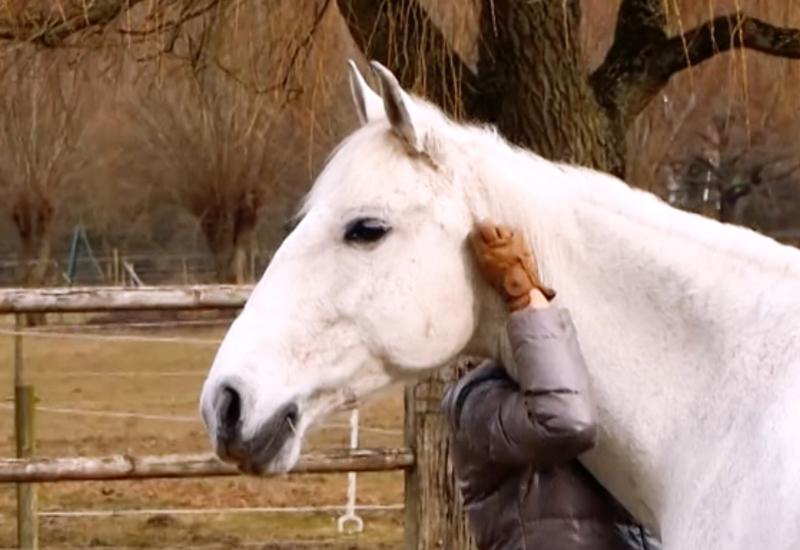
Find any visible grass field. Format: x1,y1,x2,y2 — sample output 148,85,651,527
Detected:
0,316,406,549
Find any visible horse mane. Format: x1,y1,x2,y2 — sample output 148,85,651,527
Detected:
449,113,800,283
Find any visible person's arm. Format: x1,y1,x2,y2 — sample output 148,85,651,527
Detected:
451,222,597,466
446,292,598,468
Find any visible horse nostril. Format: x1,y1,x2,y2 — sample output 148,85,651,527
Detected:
216,385,242,438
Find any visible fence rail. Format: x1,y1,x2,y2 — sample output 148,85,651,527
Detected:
0,448,414,484
0,285,253,313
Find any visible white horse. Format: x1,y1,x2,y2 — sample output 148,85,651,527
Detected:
199,60,800,549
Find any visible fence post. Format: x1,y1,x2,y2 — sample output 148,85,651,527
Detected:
337,408,364,533
112,249,120,286
404,360,475,550
14,314,38,549
182,256,189,285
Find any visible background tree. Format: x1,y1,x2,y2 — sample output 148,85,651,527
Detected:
119,69,301,283
0,0,350,285
0,50,89,293
661,110,800,237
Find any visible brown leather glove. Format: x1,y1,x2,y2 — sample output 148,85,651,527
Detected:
468,222,556,311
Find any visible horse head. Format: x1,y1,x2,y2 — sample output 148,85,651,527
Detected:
198,61,508,475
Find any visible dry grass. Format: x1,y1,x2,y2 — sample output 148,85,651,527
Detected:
0,319,406,549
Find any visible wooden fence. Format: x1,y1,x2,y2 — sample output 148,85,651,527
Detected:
0,449,415,483
0,286,473,550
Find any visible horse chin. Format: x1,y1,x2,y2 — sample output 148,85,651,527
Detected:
266,438,303,475
250,395,332,476
239,435,303,477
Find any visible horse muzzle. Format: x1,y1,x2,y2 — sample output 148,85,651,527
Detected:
206,384,300,475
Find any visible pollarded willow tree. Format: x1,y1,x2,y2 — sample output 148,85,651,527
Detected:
120,72,301,284
0,0,344,285
0,50,88,290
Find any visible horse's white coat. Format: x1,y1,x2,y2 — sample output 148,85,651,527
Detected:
201,61,800,549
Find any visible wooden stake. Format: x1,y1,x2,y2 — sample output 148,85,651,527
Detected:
14,314,37,549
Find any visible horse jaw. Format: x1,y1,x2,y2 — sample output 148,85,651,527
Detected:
199,229,480,475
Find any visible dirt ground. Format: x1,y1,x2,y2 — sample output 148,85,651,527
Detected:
0,316,406,549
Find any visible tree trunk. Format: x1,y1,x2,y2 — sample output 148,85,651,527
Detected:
203,218,253,285
472,0,622,175
339,0,622,176
208,241,245,284
13,191,54,326
404,359,475,550
17,235,51,327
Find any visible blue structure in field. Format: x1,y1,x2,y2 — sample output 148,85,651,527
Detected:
64,226,105,285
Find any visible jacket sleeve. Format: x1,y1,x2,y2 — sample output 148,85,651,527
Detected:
617,524,663,550
447,307,598,468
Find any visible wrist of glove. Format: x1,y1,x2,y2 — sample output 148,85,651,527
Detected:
501,263,556,311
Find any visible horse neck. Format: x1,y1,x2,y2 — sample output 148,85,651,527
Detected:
461,140,800,532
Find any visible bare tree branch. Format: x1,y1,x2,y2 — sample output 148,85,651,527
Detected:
590,0,670,126
609,0,667,45
119,0,218,40
335,0,476,118
273,0,332,96
0,0,148,46
591,0,800,131
207,0,331,104
653,13,800,79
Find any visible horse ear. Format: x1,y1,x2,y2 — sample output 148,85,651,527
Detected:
369,60,421,153
347,60,383,126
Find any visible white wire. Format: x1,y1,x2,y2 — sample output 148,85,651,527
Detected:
0,403,197,422
0,403,403,435
0,327,220,345
26,370,206,378
50,319,231,331
34,504,403,518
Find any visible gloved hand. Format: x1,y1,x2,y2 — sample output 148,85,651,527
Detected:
468,222,556,311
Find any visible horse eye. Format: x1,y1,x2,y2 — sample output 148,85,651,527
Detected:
343,217,391,244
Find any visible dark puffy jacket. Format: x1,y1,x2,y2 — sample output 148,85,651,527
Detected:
442,307,661,550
